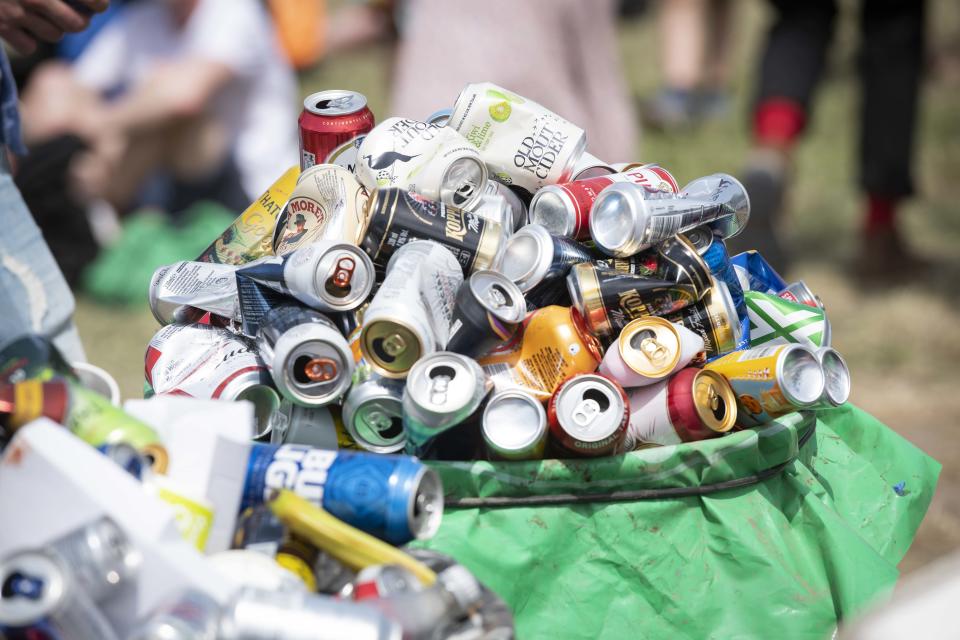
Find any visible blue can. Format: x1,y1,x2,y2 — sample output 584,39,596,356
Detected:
729,250,788,295
241,444,444,544
700,236,746,321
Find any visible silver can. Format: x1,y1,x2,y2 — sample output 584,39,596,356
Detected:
355,117,488,210
269,402,339,449
481,389,548,460
403,352,492,460
484,178,527,232
815,346,851,407
148,261,235,325
469,192,515,237
256,304,354,407
342,363,407,453
48,517,138,602
497,223,595,307
680,173,751,239
445,270,526,359
127,590,220,640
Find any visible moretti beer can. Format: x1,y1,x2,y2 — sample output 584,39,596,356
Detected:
479,305,603,401
498,223,596,308
342,364,407,453
241,445,444,544
448,82,587,193
360,241,463,378
402,352,491,461
481,389,548,461
548,373,630,457
625,367,737,447
529,164,679,239
299,90,375,172
146,324,280,437
237,241,375,313
599,317,705,388
663,278,741,358
272,164,370,255
705,344,825,426
814,346,851,407
256,304,354,407
590,173,751,256
446,270,526,359
361,188,505,274
355,117,488,210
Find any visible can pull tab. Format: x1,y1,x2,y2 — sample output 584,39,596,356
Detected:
304,358,338,382
429,376,451,405
706,383,719,412
331,257,356,289
639,336,669,366
572,399,600,429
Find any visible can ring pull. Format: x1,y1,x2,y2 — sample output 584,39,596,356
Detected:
639,336,669,366
331,257,356,289
304,358,338,382
572,399,600,428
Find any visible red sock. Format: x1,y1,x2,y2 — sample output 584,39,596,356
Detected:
753,99,806,148
864,195,898,233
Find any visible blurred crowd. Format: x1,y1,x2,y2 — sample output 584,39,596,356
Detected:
6,0,940,292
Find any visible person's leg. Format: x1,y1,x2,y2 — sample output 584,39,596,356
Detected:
699,0,735,117
730,0,837,270
642,0,707,130
855,0,926,277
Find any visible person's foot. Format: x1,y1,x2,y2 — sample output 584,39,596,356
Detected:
695,89,730,122
640,88,697,132
853,226,931,284
727,149,790,273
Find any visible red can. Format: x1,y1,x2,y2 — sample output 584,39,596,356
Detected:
547,373,630,457
299,90,375,173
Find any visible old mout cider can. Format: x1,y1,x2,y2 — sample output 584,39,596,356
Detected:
299,90,375,172
360,241,463,378
599,317,705,388
361,188,505,274
529,164,679,239
548,373,630,457
449,82,587,193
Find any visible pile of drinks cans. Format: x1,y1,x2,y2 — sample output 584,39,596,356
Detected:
146,82,850,461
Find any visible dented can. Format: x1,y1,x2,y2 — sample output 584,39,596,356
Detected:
299,90,375,172
548,373,630,457
445,270,526,359
663,279,741,358
498,223,596,308
599,317,705,388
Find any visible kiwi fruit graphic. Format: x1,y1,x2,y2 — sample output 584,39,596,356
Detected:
489,101,511,122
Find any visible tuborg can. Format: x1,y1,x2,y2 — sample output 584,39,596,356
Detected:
299,90,375,173
548,373,630,457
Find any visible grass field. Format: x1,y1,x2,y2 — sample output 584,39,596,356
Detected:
74,0,960,575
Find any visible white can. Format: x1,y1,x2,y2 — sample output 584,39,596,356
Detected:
599,317,704,388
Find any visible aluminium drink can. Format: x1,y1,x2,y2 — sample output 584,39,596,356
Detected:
548,373,630,457
127,590,220,640
481,389,548,461
569,151,617,181
445,270,526,359
360,241,463,378
625,367,737,447
705,343,825,426
241,444,444,544
814,346,851,407
590,173,750,257
256,304,354,407
482,178,527,232
663,278,742,358
402,352,492,461
272,164,370,255
599,317,705,388
269,402,340,449
355,117,488,210
680,173,751,239
299,90,375,172
361,188,505,275
529,164,679,239
449,82,587,193
497,223,596,308
148,261,235,326
779,280,823,309
684,227,747,319
469,192,515,237
342,363,407,453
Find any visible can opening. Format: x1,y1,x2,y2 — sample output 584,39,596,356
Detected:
324,257,356,298
429,365,456,381
371,337,402,363
628,329,657,350
486,283,513,309
581,388,610,413
2,571,43,599
363,409,404,440
710,391,727,422
294,356,338,384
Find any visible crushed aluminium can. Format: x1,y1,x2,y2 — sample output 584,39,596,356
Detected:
730,250,788,294
662,278,741,358
497,223,596,308
744,291,830,349
481,389,548,461
684,227,747,319
241,444,444,544
548,373,630,457
445,270,526,359
299,89,375,172
598,317,705,388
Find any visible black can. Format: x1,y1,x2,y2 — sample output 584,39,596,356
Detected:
446,271,527,359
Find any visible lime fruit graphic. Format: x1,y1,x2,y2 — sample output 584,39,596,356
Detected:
489,101,511,122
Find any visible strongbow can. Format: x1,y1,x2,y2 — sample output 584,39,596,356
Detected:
498,223,596,308
241,445,444,544
625,367,737,447
402,352,491,461
481,389,548,461
341,364,407,453
599,317,705,388
445,270,526,359
256,304,354,407
355,117,488,209
361,188,505,274
449,82,587,193
360,241,463,378
299,90,375,172
705,344,825,426
548,374,630,457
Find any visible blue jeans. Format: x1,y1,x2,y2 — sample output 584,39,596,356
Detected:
0,151,86,361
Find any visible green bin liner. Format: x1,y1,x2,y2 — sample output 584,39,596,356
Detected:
417,405,939,639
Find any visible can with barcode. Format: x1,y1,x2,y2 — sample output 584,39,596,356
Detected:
272,164,370,256
548,373,630,457
449,82,587,193
498,223,596,308
705,343,825,426
148,261,233,326
481,389,548,460
342,363,407,453
145,323,280,437
403,352,492,460
242,444,444,544
355,117,488,210
446,270,526,359
625,367,737,447
299,90,375,172
663,279,741,358
360,241,463,378
361,188,505,274
590,173,750,256
814,346,850,407
599,317,704,388
256,304,354,407
529,164,679,239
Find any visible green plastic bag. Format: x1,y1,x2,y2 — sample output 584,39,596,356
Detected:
418,405,938,639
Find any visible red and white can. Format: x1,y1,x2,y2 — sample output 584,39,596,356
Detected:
625,367,737,448
599,317,705,388
299,90,375,173
547,373,630,457
528,164,679,239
